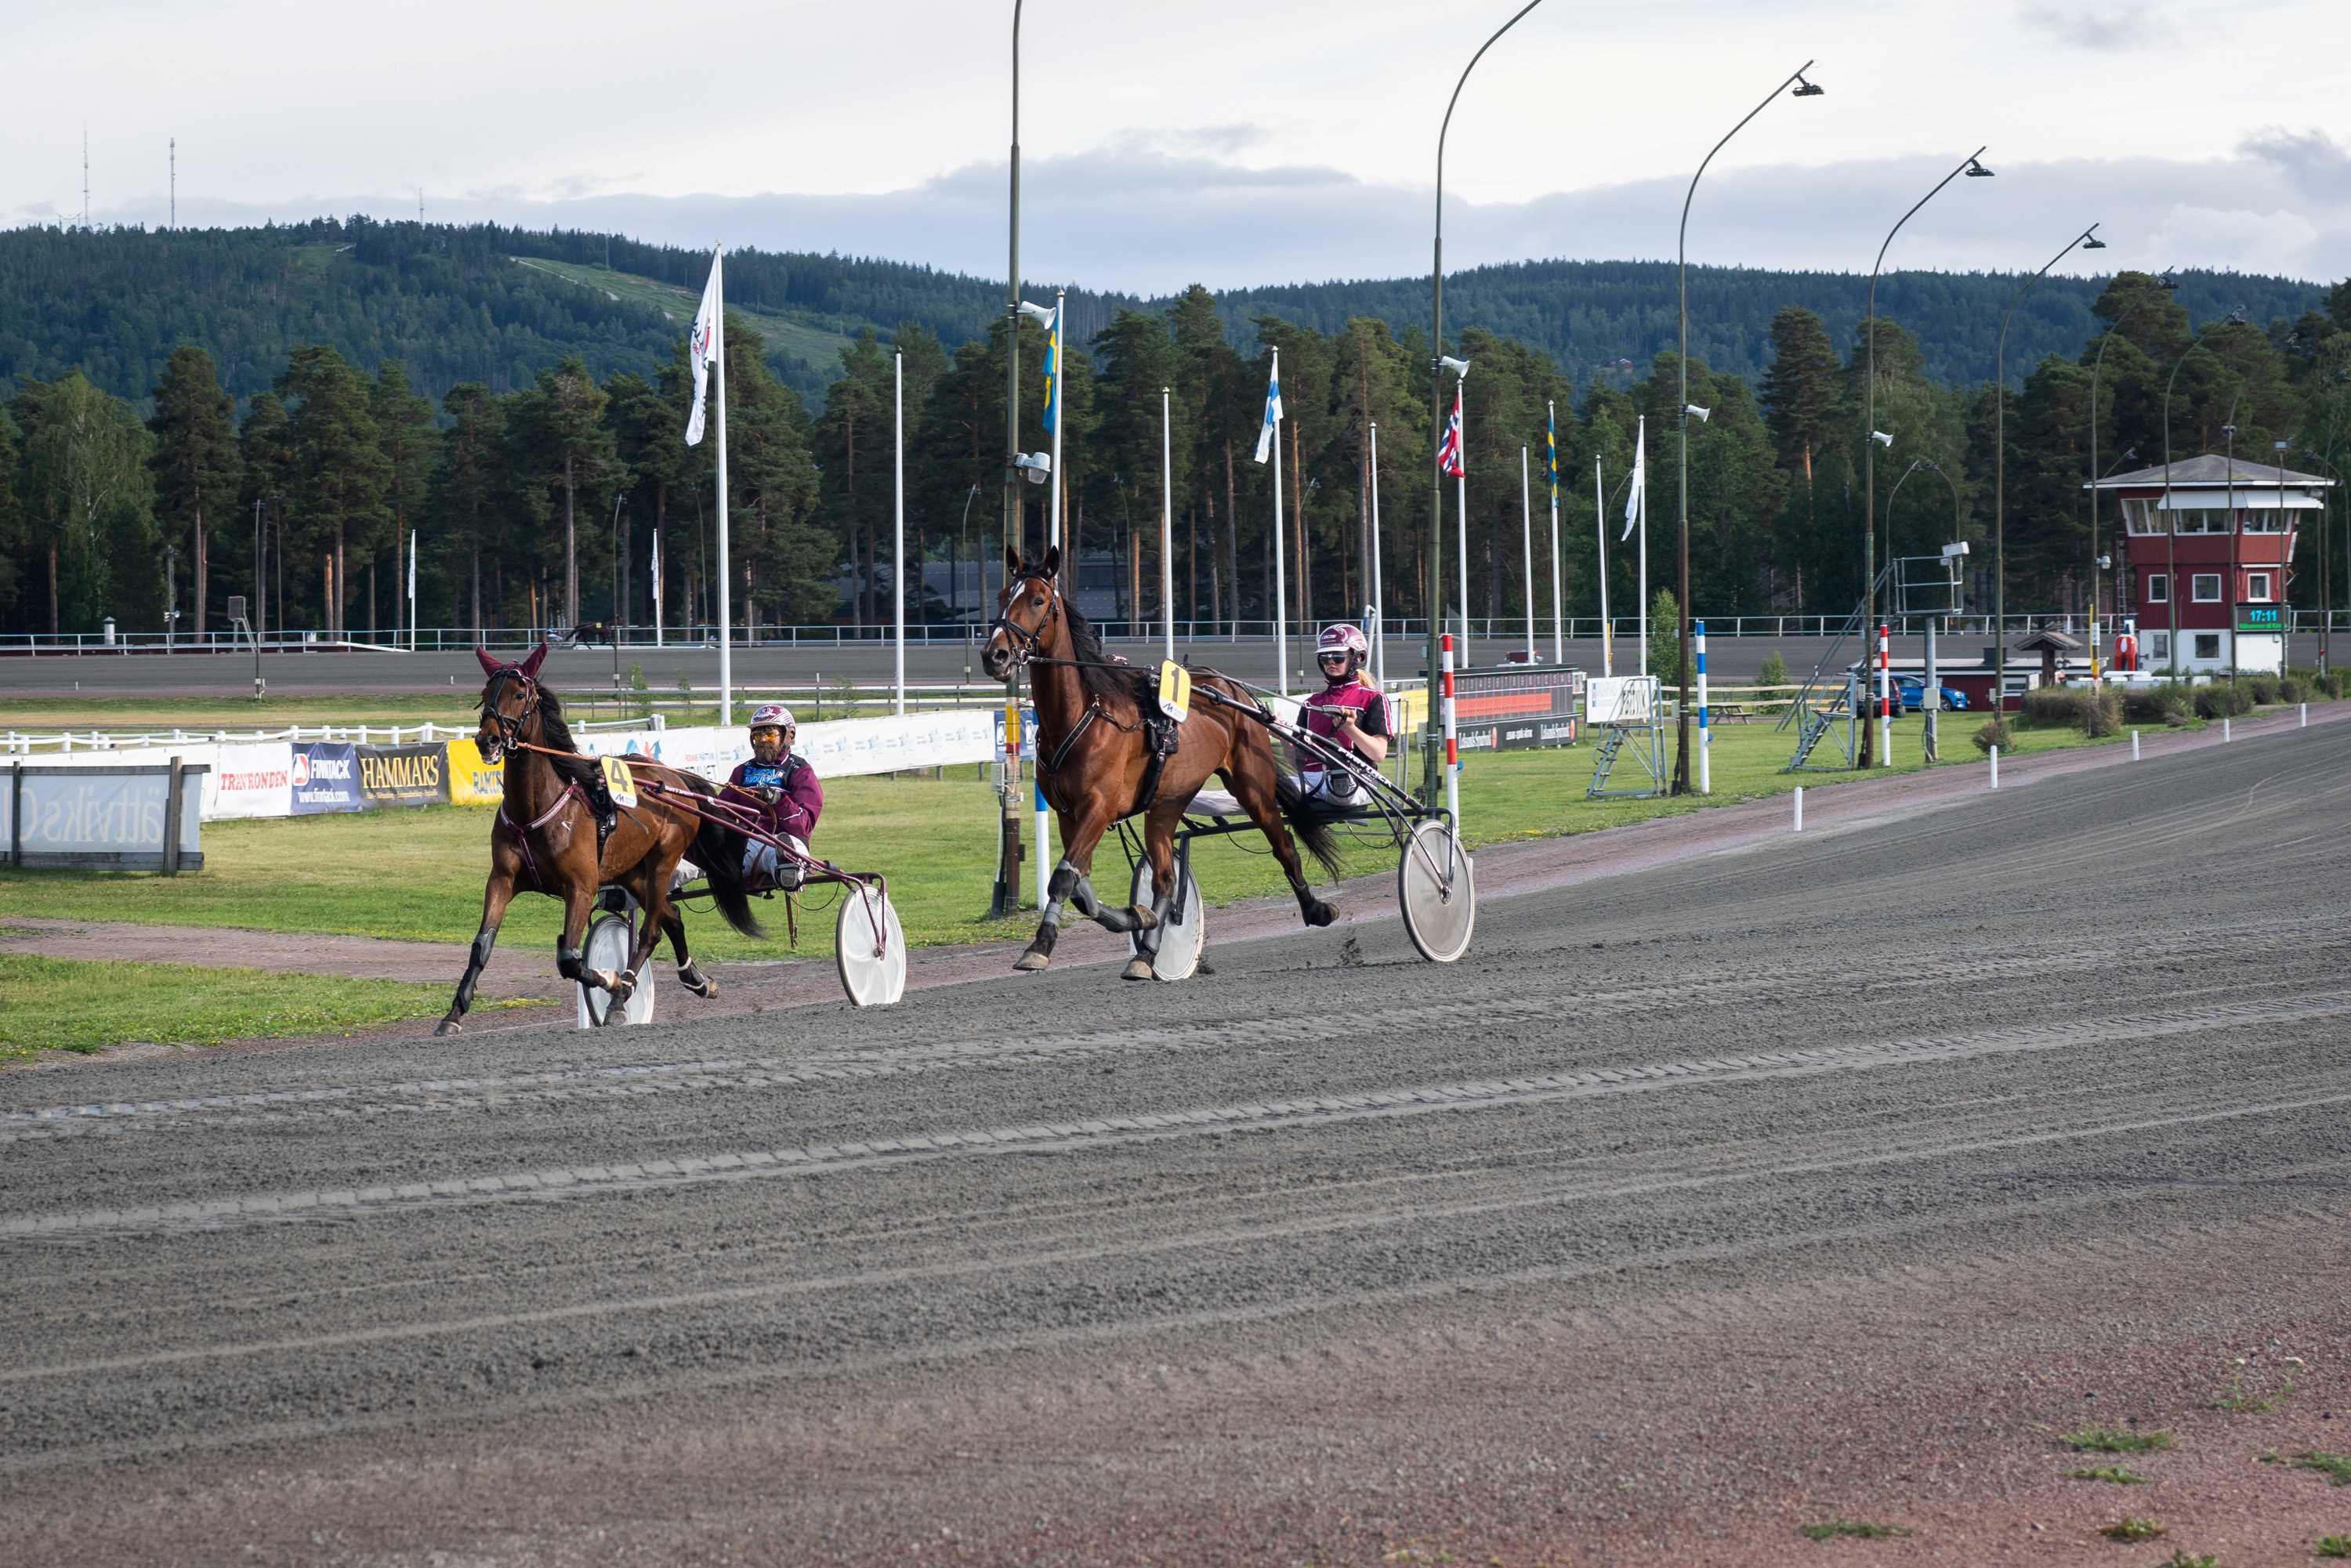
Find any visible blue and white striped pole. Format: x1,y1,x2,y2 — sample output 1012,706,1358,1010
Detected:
1694,619,1712,795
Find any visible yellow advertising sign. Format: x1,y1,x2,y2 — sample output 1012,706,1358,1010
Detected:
446,738,505,805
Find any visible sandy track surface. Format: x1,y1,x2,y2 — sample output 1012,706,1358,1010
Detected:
6,715,2351,1564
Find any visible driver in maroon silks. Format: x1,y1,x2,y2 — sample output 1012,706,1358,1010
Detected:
1295,623,1390,804
721,704,824,891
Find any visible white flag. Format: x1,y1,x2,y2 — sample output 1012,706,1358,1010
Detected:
1620,419,1646,543
1252,360,1282,464
685,248,723,447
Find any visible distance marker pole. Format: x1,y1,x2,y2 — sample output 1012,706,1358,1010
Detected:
1440,632,1461,829
1877,621,1892,766
1694,619,1711,794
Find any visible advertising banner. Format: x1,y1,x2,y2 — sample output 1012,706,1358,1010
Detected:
289,741,364,814
356,743,449,809
7,762,205,870
204,742,294,820
445,737,505,806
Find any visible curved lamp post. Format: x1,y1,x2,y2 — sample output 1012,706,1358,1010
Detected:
1864,148,1991,766
1425,0,1548,803
1991,223,2102,724
2085,270,2175,675
1672,60,1822,794
2160,308,2247,675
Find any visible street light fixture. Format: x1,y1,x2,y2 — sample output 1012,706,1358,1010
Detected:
1864,147,1992,767
1992,221,2102,730
1673,56,1820,795
1426,0,1549,806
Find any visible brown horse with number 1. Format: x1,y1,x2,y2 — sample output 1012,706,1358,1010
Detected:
436,644,763,1034
982,545,1344,980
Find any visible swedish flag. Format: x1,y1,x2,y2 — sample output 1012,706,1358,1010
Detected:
1041,302,1061,435
1545,403,1558,506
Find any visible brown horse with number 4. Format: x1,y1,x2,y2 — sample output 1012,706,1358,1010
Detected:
982,545,1344,979
437,644,763,1034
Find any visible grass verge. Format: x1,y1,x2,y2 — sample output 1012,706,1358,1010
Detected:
0,954,523,1063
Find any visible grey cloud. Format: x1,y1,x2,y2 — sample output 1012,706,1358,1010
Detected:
2241,128,2351,200
2018,2,2172,49
33,139,2346,293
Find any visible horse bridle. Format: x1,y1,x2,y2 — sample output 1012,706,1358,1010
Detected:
480,667,542,758
987,570,1062,670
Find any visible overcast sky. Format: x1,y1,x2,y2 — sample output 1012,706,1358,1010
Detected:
10,0,2351,292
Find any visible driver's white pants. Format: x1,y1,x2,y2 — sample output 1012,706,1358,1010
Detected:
742,835,810,892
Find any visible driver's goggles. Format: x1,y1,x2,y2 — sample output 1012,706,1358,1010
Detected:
1317,651,1352,665
749,726,786,742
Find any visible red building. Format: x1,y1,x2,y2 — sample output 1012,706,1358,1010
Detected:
2088,454,2332,675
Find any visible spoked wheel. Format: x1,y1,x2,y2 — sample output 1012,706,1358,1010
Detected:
576,904,657,1027
835,882,907,1008
1129,856,1204,982
1397,818,1475,964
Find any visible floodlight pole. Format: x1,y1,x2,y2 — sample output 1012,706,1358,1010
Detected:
1994,222,2100,727
1674,58,1817,794
1865,148,1987,766
1427,0,1547,806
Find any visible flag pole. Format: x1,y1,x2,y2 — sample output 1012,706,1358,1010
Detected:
1455,386,1470,664
893,348,906,716
1049,292,1065,551
653,528,664,649
1369,421,1386,693
713,244,733,728
1548,401,1563,664
1270,346,1287,698
1161,386,1175,660
408,530,418,650
1520,446,1534,664
1636,414,1647,680
1595,458,1612,677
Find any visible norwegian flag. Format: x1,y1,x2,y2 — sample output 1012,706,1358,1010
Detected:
1436,386,1465,478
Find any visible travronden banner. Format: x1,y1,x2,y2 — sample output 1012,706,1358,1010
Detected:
356,744,449,809
290,741,363,814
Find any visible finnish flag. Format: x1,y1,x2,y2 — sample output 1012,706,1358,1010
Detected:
1252,357,1282,464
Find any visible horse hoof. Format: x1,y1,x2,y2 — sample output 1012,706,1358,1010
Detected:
1128,905,1158,932
1304,900,1339,928
1013,950,1052,972
434,1018,464,1037
1121,957,1155,981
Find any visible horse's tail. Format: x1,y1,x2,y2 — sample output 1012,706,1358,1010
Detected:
690,807,766,941
1273,771,1348,880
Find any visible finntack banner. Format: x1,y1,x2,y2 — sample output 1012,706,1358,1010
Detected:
289,742,363,815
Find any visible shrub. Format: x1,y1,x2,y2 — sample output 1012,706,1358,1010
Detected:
2083,688,2123,737
2248,672,2282,705
1972,717,2012,754
2020,684,2122,736
2324,668,2349,700
2123,682,2193,726
1756,650,1789,690
2194,682,2252,719
2279,675,2307,704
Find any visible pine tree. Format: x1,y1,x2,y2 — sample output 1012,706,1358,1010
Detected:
372,362,437,640
278,345,389,637
513,355,614,628
147,344,241,637
11,375,159,634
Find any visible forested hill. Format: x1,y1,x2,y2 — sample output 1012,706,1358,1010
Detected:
0,216,2324,412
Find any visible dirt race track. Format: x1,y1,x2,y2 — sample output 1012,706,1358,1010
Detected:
8,719,2351,1566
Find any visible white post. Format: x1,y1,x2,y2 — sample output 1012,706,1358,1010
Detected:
1049,291,1065,551
2223,715,2232,742
1548,400,1563,665
2301,701,2309,727
1161,385,1175,660
1034,777,1049,913
893,349,906,716
1368,422,1386,693
652,528,664,649
1520,446,1535,664
1270,347,1287,697
1877,621,1892,766
1792,785,1803,832
407,529,418,651
1695,618,1711,795
1595,458,1612,677
712,244,733,728
1989,743,1999,788
2132,729,2140,761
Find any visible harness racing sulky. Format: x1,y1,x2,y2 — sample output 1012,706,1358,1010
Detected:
439,646,904,1034
981,546,1476,982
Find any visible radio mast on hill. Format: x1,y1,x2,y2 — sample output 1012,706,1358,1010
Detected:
170,137,176,228
82,129,89,228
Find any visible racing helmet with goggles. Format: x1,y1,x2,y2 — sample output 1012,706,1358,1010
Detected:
747,703,796,751
1315,623,1370,680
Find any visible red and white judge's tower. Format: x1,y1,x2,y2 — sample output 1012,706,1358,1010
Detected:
2088,453,2334,675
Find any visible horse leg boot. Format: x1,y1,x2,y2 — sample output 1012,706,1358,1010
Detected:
662,911,719,998
1016,861,1085,970
437,925,500,1034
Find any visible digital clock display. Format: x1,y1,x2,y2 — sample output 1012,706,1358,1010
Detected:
2236,603,2287,632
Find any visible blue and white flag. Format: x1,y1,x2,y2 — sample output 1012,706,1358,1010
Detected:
1252,358,1283,464
1040,302,1062,435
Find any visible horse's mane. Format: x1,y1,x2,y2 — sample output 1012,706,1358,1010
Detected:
1060,597,1150,708
525,684,605,793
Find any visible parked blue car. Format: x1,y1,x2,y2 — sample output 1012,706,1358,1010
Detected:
1891,674,1969,713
